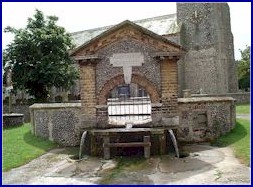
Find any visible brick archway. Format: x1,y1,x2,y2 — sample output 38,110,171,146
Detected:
97,74,160,105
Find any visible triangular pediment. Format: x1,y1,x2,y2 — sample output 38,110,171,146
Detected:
70,20,185,57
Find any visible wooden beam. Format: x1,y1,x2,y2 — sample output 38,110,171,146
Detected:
74,55,100,61
104,142,151,148
144,136,151,158
152,51,185,59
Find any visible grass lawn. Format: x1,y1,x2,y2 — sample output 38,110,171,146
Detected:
3,123,58,171
213,118,250,166
99,156,147,184
236,104,250,114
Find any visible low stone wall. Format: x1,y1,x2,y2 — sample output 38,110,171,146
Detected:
3,113,24,128
30,103,82,146
177,97,236,142
192,92,250,104
30,97,236,147
3,104,31,123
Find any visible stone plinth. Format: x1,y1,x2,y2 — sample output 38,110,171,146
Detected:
183,89,191,98
3,113,24,128
29,103,82,146
177,97,236,142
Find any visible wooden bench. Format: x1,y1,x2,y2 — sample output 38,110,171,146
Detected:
89,128,166,159
103,135,151,159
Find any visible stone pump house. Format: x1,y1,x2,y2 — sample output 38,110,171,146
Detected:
70,20,185,129
30,3,236,154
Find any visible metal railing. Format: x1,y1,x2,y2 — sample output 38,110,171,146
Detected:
107,96,152,125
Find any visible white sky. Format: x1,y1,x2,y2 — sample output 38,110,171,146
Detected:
2,2,251,60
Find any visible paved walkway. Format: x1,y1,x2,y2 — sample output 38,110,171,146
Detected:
3,144,250,185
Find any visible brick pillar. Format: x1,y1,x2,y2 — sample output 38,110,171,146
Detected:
79,61,97,128
160,58,178,118
96,105,108,128
151,103,162,125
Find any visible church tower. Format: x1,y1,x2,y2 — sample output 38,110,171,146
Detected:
177,3,238,95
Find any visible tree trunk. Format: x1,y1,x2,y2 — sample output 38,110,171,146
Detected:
34,84,48,103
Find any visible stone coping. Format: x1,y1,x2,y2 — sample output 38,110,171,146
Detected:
192,92,250,97
151,103,163,107
29,102,163,109
29,103,81,109
89,127,165,136
3,113,24,117
178,97,236,103
96,105,108,109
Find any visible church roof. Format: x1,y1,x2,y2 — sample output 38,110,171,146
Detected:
70,13,180,48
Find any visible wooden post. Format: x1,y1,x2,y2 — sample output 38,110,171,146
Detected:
90,135,96,156
6,70,13,113
62,91,69,102
144,136,150,158
9,93,12,113
103,136,110,159
159,134,166,155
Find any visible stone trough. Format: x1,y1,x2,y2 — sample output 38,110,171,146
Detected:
79,127,178,159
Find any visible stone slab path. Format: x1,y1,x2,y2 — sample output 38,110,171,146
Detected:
2,144,250,185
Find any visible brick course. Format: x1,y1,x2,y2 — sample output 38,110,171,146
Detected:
98,74,160,105
79,62,97,127
160,58,178,117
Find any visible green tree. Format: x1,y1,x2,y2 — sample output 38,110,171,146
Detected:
3,9,79,102
2,51,9,85
237,45,250,91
